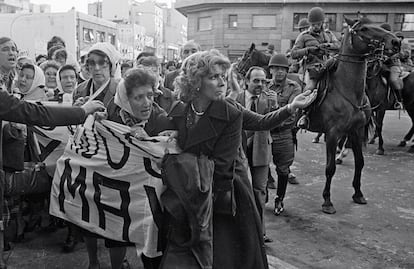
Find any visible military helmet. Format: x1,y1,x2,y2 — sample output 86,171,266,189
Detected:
308,7,325,24
395,31,404,38
298,18,310,29
380,23,391,31
268,54,289,69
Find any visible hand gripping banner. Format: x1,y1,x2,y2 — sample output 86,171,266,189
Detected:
49,116,180,244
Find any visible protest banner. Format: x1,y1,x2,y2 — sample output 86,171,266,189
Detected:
49,116,180,245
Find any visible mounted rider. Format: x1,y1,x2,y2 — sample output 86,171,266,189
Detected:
380,23,405,108
291,7,341,128
395,31,413,71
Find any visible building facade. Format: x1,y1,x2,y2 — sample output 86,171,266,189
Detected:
0,0,50,14
176,0,414,60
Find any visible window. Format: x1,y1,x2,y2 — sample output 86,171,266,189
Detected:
198,17,212,31
396,14,414,31
83,28,95,43
108,34,116,45
344,13,387,24
229,15,238,28
96,31,106,42
293,13,307,31
324,14,337,31
252,15,276,28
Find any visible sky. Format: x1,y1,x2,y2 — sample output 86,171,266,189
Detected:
30,0,175,14
30,0,88,13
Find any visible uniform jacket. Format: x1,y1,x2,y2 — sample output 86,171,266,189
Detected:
269,78,301,132
72,78,118,107
291,29,340,66
236,90,273,167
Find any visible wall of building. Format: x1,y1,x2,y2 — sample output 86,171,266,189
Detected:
177,0,414,59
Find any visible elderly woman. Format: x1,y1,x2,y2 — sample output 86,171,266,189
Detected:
73,42,120,107
40,60,60,98
0,36,104,269
49,64,78,103
16,63,47,101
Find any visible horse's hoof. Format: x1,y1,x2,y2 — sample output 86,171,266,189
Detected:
375,149,384,155
368,139,375,144
408,146,414,153
322,205,336,214
397,140,406,147
335,158,343,164
352,195,367,204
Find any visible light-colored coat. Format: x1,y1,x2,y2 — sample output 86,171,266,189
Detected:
236,90,272,167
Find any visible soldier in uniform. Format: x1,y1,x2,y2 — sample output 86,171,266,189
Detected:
268,54,301,215
395,31,413,70
380,23,405,107
291,6,340,128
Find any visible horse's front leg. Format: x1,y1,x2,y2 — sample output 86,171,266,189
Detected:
322,132,338,214
399,109,414,148
376,109,386,155
349,132,367,204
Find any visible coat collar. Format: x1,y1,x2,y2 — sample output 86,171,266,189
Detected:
169,100,231,150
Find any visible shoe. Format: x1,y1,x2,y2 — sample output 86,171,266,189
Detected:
273,198,284,216
297,115,309,129
267,181,276,190
312,137,319,143
288,174,299,185
263,235,273,243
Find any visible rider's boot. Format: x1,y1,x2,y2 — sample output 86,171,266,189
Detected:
297,79,317,129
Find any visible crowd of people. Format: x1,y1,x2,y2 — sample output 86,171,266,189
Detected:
0,5,410,269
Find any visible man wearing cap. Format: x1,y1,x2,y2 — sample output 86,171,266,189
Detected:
268,54,301,215
380,23,405,107
395,31,413,70
291,6,340,128
236,66,278,243
290,18,311,73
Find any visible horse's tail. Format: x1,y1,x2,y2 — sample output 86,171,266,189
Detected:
363,114,376,147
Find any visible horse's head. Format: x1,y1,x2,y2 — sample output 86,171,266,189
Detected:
236,43,270,76
343,16,400,57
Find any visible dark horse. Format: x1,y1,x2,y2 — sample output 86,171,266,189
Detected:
236,43,305,86
366,62,414,154
306,17,399,214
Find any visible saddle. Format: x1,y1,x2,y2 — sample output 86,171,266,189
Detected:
312,58,339,108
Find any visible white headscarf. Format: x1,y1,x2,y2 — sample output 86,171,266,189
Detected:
20,64,46,101
56,65,78,103
88,42,121,78
114,79,134,115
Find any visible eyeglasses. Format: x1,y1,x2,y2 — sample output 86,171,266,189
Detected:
87,59,110,69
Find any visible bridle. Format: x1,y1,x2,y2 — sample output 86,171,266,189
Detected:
336,21,388,64
236,51,252,76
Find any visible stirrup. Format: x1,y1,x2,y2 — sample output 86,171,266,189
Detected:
394,101,403,110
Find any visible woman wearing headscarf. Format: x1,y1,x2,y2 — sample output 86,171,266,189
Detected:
16,63,47,101
49,64,78,103
73,42,121,107
0,36,105,269
40,60,60,99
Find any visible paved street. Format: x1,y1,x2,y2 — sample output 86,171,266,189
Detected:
3,110,414,269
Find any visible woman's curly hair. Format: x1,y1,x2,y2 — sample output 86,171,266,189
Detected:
175,49,230,103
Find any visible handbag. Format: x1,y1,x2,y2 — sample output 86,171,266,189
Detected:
2,126,51,196
5,162,51,196
2,122,25,172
